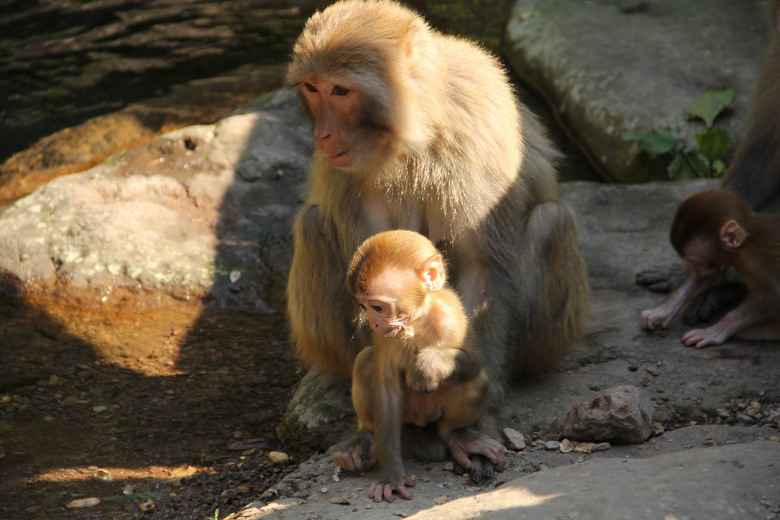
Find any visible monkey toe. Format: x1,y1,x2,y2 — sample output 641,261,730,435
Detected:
468,455,494,483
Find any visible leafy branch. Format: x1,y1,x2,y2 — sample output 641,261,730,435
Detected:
623,87,735,180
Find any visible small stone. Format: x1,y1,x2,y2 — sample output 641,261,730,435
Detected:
320,487,329,494
628,365,639,372
750,400,762,414
737,414,755,425
593,442,611,452
123,484,136,495
544,440,561,451
93,469,113,482
573,443,594,453
330,498,350,505
66,497,100,509
93,405,107,413
653,422,665,436
433,495,448,505
230,270,242,283
559,439,574,453
769,435,780,442
646,366,661,376
443,461,455,472
269,451,290,464
139,499,155,513
48,375,60,385
502,428,526,450
43,416,54,422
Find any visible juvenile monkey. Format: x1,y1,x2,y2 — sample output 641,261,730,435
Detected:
334,230,502,502
286,0,588,456
640,189,780,347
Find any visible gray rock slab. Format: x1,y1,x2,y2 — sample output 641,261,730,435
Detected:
504,0,769,182
233,435,780,520
408,441,780,520
0,89,311,310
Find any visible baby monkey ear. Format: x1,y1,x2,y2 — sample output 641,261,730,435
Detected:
420,254,445,291
719,219,747,249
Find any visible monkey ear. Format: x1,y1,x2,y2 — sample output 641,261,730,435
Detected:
720,219,746,249
421,254,445,291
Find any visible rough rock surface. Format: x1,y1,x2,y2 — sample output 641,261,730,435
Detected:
562,385,655,444
504,0,769,182
0,89,310,310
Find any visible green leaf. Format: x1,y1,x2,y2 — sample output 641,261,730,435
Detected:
667,153,697,180
622,129,680,157
695,127,732,163
684,87,735,128
713,159,726,175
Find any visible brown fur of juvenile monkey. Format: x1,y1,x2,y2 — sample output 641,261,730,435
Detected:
286,0,589,445
641,189,780,347
338,230,500,501
723,0,780,212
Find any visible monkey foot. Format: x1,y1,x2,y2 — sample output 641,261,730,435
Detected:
368,476,415,502
445,428,506,473
454,454,495,483
332,430,376,472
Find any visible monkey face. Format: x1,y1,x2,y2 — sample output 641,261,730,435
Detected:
299,74,391,170
683,237,728,277
358,297,410,338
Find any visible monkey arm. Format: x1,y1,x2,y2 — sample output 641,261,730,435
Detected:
405,347,483,392
640,271,719,330
681,293,779,348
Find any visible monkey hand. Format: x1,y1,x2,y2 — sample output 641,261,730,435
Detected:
406,349,449,392
635,264,685,293
369,475,415,503
640,305,675,331
681,325,728,349
445,428,506,472
332,430,376,472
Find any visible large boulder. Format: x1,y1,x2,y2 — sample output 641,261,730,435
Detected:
504,0,769,182
0,89,311,311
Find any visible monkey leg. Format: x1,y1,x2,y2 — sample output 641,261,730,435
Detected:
287,204,361,377
333,348,377,472
511,201,589,376
682,280,747,326
444,427,505,483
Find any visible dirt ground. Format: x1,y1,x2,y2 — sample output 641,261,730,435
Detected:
0,291,306,519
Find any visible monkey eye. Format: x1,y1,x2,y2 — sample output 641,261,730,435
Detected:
331,85,350,96
370,304,384,313
303,82,317,93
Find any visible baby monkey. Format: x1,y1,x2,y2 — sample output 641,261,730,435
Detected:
334,230,503,502
641,189,780,347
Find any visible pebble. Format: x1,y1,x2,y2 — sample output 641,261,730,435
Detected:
738,414,756,425
443,461,455,472
559,439,574,453
330,498,350,505
320,487,329,494
502,428,526,450
269,451,290,464
93,405,107,413
544,441,561,451
66,497,100,509
593,442,611,452
139,499,156,513
646,366,661,376
433,496,448,505
93,469,113,482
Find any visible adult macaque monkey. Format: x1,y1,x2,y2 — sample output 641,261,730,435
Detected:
640,189,780,347
723,0,780,212
286,0,588,456
336,230,500,501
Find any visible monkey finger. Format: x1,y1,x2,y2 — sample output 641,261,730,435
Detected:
449,447,473,469
334,452,354,472
391,483,413,501
351,451,365,472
